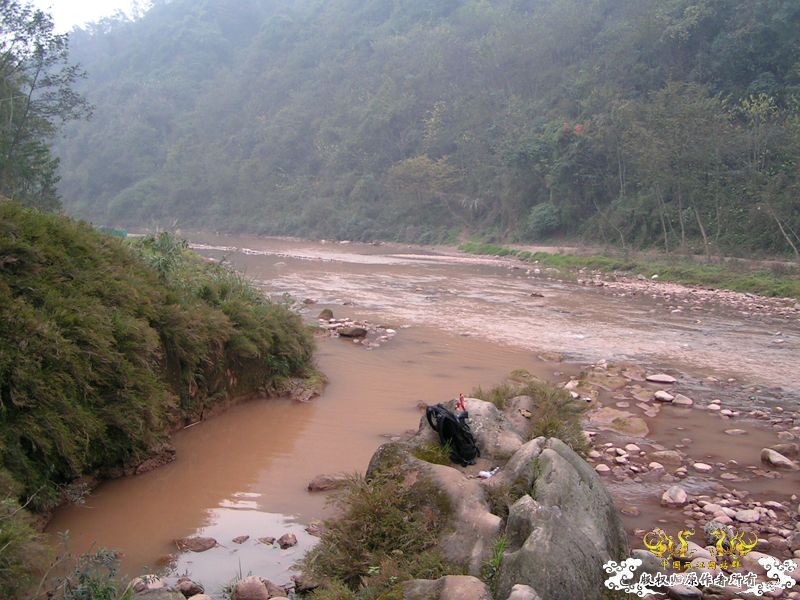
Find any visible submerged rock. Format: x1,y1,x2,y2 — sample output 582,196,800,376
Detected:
646,373,677,384
307,472,350,492
317,308,333,320
175,537,216,552
338,326,367,338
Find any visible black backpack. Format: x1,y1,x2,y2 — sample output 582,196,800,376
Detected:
425,403,481,466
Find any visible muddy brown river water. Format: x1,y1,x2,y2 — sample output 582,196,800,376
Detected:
46,235,800,596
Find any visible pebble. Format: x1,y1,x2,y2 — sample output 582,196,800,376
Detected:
625,444,641,452
595,464,611,474
735,509,761,523
654,390,675,402
647,373,677,384
707,404,721,411
673,394,693,406
662,485,689,507
725,429,747,436
693,462,713,473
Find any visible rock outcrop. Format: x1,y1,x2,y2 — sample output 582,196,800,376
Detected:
366,397,627,600
495,438,628,600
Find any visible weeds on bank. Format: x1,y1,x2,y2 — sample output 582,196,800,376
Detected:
523,382,589,457
301,472,457,599
411,442,452,465
471,377,589,457
459,242,800,299
481,535,507,596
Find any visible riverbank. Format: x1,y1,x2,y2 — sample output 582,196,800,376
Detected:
458,241,800,301
0,207,316,599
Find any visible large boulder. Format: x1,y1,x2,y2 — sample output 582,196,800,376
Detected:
403,575,493,600
505,584,542,600
485,437,546,494
495,438,628,600
463,398,525,459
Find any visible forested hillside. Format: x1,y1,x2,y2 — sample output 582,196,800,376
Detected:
57,0,800,255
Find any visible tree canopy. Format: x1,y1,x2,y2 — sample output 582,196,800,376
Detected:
0,0,90,210
55,0,800,255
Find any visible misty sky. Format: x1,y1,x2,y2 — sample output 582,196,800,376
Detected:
32,0,139,31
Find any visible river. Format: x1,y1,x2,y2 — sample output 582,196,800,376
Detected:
46,235,800,597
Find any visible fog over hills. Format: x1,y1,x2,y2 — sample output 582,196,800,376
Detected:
57,0,800,254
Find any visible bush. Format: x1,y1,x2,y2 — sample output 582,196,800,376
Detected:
526,203,561,238
301,472,456,599
522,381,589,456
0,204,316,597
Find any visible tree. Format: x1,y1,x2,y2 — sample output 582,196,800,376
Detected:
0,0,90,210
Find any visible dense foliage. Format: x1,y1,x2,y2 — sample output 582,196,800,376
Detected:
55,0,800,255
0,201,313,513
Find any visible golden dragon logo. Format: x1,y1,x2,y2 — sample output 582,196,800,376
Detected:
643,528,694,559
643,527,758,563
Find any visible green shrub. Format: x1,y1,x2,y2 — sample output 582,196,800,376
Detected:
301,472,455,598
526,203,561,238
480,535,507,595
522,382,589,456
0,204,316,597
470,382,517,410
411,442,452,465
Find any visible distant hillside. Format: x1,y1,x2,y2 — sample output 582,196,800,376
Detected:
56,0,800,255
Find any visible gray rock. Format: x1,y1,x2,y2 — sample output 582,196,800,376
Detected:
770,442,799,458
307,472,350,492
496,439,628,600
232,576,270,600
654,390,675,402
760,448,799,470
505,584,542,600
130,576,167,593
277,533,297,549
498,497,607,600
734,509,760,523
462,398,525,459
175,577,204,597
650,450,683,465
338,326,367,337
667,584,702,599
485,437,545,494
175,537,216,552
403,575,493,600
646,373,677,384
317,308,333,320
661,485,688,507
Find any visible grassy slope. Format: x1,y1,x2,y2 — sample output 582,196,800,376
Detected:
0,202,314,597
460,242,800,300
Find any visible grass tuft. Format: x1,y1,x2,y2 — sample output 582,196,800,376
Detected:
300,472,458,599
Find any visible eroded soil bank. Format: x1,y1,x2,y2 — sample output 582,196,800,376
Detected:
47,235,800,596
